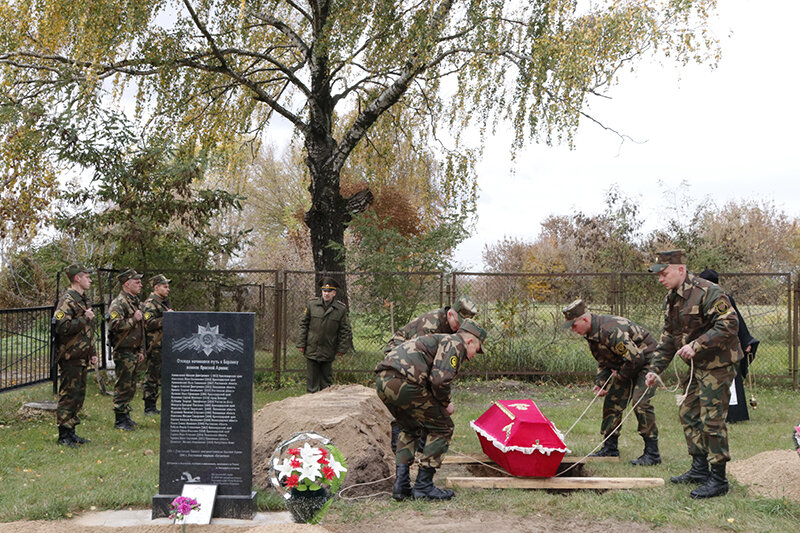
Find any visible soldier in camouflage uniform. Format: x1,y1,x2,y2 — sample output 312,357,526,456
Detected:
384,296,479,451
141,274,173,416
297,276,352,393
644,249,743,499
375,319,487,501
107,268,145,431
562,299,660,466
383,296,478,353
53,264,99,447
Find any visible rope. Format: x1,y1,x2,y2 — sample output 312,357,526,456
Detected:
336,474,395,500
562,373,613,437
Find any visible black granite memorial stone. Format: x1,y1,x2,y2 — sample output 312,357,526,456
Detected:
152,312,256,519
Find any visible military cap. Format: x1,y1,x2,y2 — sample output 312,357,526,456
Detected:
117,268,143,284
150,274,171,287
648,249,686,273
64,264,93,278
453,296,479,319
458,318,487,353
319,276,339,291
561,299,588,327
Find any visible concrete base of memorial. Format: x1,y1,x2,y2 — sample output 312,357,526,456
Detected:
151,491,256,519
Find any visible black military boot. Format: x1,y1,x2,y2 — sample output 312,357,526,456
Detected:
57,426,79,448
70,427,90,444
114,412,135,431
392,464,414,501
412,466,454,500
590,434,619,457
144,399,161,415
631,437,661,466
125,413,139,428
670,454,710,484
690,463,729,499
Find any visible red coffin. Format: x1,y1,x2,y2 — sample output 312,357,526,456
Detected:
470,399,570,477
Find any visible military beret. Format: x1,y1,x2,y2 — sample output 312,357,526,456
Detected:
64,264,93,278
150,274,171,286
458,318,487,354
561,299,588,327
453,296,479,319
319,276,339,290
117,268,143,284
648,249,686,273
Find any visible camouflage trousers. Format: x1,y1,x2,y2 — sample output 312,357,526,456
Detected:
601,370,658,439
678,364,735,465
142,348,162,402
113,350,139,414
375,370,453,468
57,360,88,428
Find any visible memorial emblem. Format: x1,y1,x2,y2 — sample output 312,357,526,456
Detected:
172,323,245,356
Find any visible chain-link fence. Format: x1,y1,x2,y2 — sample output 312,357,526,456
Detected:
4,268,794,394
452,271,795,383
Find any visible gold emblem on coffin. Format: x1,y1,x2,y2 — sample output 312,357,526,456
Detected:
502,422,514,442
508,403,529,410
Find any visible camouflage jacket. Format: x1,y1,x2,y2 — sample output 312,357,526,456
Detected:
375,333,468,406
648,272,744,374
142,293,171,352
584,314,657,386
107,290,143,351
297,297,352,362
384,307,455,353
53,289,96,364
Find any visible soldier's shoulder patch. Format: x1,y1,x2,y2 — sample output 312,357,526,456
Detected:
714,300,729,314
143,311,152,320
55,310,66,320
109,311,119,319
449,355,458,369
614,342,628,355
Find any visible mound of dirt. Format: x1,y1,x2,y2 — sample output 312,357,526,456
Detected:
728,449,800,501
252,384,394,497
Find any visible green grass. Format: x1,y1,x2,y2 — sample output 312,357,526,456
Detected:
1,377,799,530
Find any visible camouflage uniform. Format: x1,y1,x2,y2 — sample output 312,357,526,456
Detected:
584,314,659,440
53,288,96,431
297,290,352,393
375,334,469,468
142,286,170,409
108,289,144,416
384,308,454,353
648,271,743,465
384,297,478,353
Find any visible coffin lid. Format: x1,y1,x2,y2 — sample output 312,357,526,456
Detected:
470,399,570,455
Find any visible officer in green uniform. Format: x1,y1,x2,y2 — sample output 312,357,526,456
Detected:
141,274,173,416
297,276,353,393
107,268,145,431
644,249,743,499
384,296,478,353
562,299,660,465
375,319,487,501
53,264,99,447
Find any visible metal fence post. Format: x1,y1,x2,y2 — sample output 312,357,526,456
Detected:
273,275,283,389
793,276,799,390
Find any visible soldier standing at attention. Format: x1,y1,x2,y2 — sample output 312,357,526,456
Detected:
384,296,478,353
141,274,173,416
562,299,660,466
297,276,352,393
53,264,99,447
375,319,487,502
107,268,145,431
645,250,743,499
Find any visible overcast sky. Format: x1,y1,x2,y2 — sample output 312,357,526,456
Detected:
449,0,800,270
